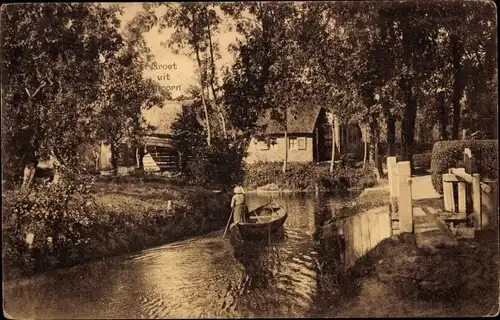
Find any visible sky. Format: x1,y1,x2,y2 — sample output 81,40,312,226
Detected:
114,2,242,99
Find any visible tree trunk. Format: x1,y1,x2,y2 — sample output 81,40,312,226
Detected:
135,146,140,168
363,137,368,169
99,141,103,171
283,130,288,173
437,91,448,140
218,112,227,139
110,144,118,174
387,113,396,156
207,16,227,138
360,124,368,169
374,139,383,179
138,146,145,169
371,115,383,178
330,123,335,173
334,116,341,155
49,155,62,184
94,147,100,173
451,75,463,140
369,123,375,165
193,36,211,146
282,109,288,173
451,35,465,140
400,82,418,173
21,163,36,193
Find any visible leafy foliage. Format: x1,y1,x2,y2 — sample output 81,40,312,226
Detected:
185,138,247,190
170,104,207,171
1,3,166,180
1,4,123,173
2,178,230,277
2,174,99,272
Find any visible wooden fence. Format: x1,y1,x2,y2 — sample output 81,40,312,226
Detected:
441,147,494,229
334,206,392,269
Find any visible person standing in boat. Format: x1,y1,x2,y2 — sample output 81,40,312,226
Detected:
231,186,249,224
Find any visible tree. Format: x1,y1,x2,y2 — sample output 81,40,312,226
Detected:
297,2,377,172
223,2,311,173
1,3,124,186
170,104,206,172
203,4,228,138
93,16,167,173
142,3,230,146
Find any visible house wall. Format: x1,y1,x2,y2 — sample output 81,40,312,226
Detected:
245,136,314,164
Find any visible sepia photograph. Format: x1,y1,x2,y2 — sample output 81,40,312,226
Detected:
1,1,498,318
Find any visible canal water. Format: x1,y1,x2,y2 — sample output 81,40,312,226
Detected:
3,192,357,319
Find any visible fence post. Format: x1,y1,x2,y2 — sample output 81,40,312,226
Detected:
472,173,481,229
442,173,456,212
455,168,467,214
398,161,413,233
387,157,398,212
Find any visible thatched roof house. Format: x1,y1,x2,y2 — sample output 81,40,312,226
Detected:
246,106,363,164
255,105,324,135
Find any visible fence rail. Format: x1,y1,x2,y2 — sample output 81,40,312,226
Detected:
441,147,494,229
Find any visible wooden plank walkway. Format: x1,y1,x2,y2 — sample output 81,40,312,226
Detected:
391,206,459,251
414,207,458,251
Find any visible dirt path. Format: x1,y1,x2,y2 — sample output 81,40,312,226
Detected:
411,175,441,200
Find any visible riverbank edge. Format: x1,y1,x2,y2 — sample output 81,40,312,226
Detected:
2,189,231,282
337,229,499,317
3,176,382,282
243,162,378,193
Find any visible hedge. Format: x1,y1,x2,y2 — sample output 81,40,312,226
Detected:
430,140,498,194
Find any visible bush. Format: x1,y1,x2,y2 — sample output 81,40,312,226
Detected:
2,174,99,273
243,161,377,192
413,152,432,170
340,153,357,168
185,138,245,190
430,140,498,194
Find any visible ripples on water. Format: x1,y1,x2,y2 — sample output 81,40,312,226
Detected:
4,192,354,319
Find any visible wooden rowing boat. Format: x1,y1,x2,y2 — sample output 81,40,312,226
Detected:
230,200,288,240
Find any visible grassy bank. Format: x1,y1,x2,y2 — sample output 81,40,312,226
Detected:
244,162,378,192
340,231,499,317
333,182,391,220
2,175,230,280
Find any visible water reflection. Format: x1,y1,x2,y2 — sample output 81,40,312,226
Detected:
312,193,348,303
231,229,285,291
227,192,352,316
4,192,356,319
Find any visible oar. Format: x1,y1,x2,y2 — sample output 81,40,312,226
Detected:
222,207,235,239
